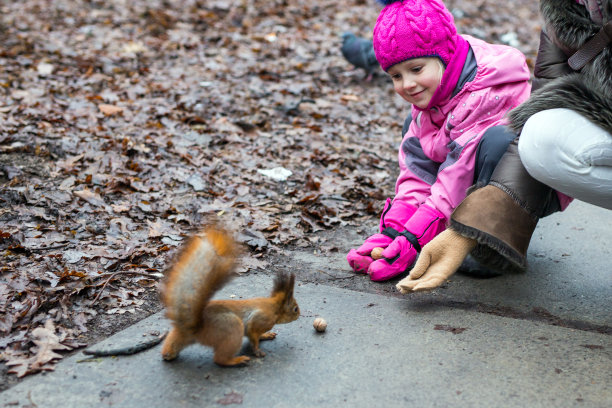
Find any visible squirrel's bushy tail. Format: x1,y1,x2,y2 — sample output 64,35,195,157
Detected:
161,227,238,331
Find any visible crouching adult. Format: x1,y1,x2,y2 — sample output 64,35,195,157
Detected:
397,0,612,293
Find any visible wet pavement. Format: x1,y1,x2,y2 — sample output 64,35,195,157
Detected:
1,201,610,407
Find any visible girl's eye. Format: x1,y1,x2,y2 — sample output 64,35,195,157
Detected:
411,66,422,73
391,74,401,81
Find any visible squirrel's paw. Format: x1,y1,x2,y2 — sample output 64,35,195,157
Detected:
260,332,277,341
161,345,180,361
162,352,178,361
215,355,250,366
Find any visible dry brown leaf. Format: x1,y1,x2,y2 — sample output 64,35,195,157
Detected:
237,256,269,273
98,104,124,116
5,320,71,377
30,320,71,366
111,203,131,213
217,391,243,406
340,94,360,102
147,219,163,238
74,188,106,207
55,154,85,172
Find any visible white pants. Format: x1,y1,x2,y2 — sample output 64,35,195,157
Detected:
518,108,612,210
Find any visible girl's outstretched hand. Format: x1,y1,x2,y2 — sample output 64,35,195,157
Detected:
347,233,394,274
396,229,476,293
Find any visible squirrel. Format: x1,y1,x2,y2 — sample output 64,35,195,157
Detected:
159,226,300,366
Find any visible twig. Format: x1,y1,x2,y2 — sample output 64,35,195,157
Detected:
27,243,71,252
27,390,38,408
90,271,160,306
76,357,103,363
81,331,168,358
320,195,350,202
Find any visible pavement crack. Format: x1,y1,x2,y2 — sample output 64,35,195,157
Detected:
438,300,612,335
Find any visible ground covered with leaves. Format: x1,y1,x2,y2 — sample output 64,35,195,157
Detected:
0,0,541,386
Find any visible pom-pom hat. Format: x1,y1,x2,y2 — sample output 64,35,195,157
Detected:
373,0,470,109
374,0,458,70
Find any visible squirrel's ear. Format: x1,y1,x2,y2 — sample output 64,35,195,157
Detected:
287,273,295,299
272,271,294,299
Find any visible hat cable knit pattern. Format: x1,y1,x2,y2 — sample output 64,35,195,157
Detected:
373,0,459,71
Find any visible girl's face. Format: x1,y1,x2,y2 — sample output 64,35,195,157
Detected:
387,57,444,109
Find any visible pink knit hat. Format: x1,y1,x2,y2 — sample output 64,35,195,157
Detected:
373,0,459,70
373,0,470,109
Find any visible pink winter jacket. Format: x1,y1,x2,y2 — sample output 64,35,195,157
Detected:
392,36,532,244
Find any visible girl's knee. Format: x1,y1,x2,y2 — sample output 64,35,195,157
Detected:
479,126,516,160
473,125,516,185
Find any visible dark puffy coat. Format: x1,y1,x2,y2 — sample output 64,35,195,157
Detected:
449,0,612,272
509,0,612,133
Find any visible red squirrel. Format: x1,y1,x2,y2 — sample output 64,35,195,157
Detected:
159,227,300,366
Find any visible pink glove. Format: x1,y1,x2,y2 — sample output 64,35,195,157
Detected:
367,205,447,281
347,233,393,274
404,205,446,249
368,232,418,281
378,198,417,232
347,199,417,274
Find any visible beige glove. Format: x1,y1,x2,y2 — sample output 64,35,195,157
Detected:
396,229,477,293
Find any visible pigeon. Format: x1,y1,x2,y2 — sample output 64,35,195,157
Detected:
340,32,380,81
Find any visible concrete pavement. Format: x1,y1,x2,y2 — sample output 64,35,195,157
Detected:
1,201,611,407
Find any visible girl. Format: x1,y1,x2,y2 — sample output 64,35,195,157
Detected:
347,0,532,281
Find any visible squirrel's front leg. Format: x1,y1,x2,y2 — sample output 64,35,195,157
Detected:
253,332,277,356
247,331,265,357
246,314,276,357
248,331,277,357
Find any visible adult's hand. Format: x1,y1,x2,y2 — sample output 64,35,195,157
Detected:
396,229,476,293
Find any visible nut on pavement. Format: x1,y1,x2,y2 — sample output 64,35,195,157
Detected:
313,317,327,332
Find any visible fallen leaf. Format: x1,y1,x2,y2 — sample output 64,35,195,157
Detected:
341,94,360,102
74,188,106,207
5,320,72,377
37,61,54,76
147,219,164,238
217,391,243,405
62,250,87,264
98,104,124,116
30,320,71,366
111,203,131,213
